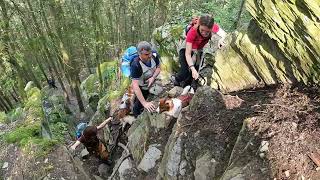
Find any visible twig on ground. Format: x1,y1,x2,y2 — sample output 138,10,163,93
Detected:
180,114,207,129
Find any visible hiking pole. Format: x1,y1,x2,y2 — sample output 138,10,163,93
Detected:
196,52,207,86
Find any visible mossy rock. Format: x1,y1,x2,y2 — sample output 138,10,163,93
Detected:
4,122,41,145
80,74,99,98
88,93,100,112
0,111,8,124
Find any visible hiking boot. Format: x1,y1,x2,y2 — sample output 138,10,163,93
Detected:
100,159,113,165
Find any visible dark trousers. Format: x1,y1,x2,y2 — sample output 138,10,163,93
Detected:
175,49,199,87
133,88,149,118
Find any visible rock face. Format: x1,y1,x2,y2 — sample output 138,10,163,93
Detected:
157,87,237,180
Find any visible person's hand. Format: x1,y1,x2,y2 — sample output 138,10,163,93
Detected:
147,77,155,88
191,67,199,80
142,101,156,112
70,144,76,151
106,117,113,122
218,38,226,49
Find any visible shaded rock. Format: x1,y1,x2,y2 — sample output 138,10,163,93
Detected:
194,152,217,180
93,175,104,180
88,93,100,112
230,174,245,180
138,145,162,172
98,163,110,178
127,113,150,163
149,112,172,130
220,118,270,180
166,136,182,177
168,86,184,97
119,158,133,180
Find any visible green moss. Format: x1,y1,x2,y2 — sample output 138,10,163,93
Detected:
120,77,131,93
80,74,99,96
4,122,41,144
50,122,68,142
0,111,8,124
107,91,122,101
169,25,184,40
7,107,24,123
23,138,58,157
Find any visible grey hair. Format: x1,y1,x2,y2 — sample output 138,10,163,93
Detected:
137,41,152,54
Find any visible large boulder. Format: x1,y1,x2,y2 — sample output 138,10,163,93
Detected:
157,86,238,180
220,118,270,180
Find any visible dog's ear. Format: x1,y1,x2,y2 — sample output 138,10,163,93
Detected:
159,98,166,105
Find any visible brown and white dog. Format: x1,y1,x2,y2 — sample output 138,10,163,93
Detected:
156,86,195,118
112,86,136,128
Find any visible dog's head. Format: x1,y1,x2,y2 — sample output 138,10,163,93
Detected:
156,97,173,113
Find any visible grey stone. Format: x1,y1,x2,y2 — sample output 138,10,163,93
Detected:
168,86,184,97
81,148,89,158
2,162,8,169
93,175,104,180
230,174,245,180
98,163,110,178
119,159,133,180
259,141,269,152
179,160,187,176
138,145,162,172
194,153,217,180
166,136,182,177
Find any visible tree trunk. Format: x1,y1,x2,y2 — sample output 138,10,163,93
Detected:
10,91,19,103
0,91,13,110
0,97,9,113
72,75,85,112
233,0,246,29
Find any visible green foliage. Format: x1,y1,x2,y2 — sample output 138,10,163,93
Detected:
7,107,24,123
167,0,251,32
22,138,58,157
50,122,68,142
4,122,41,144
24,88,43,122
0,111,8,124
80,74,99,96
99,60,118,88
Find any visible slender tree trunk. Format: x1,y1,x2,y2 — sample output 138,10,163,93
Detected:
0,0,30,85
0,91,13,110
0,97,9,113
10,91,19,103
72,74,85,112
233,0,246,29
92,0,104,96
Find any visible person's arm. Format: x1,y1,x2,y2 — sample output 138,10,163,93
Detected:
70,140,81,150
97,117,113,130
185,42,199,80
147,66,161,87
132,80,155,112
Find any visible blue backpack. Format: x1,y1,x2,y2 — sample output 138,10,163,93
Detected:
121,46,139,77
76,122,88,139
